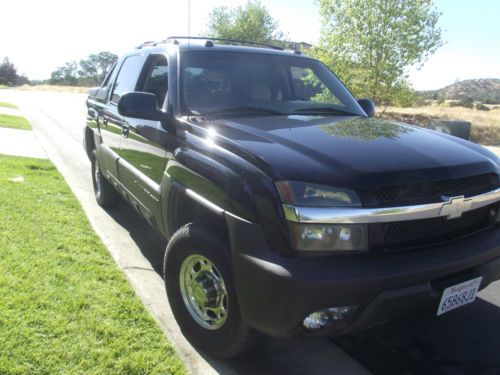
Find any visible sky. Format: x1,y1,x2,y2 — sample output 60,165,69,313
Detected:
1,0,499,90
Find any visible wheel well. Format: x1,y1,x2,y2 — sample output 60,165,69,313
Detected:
84,127,96,160
168,189,230,246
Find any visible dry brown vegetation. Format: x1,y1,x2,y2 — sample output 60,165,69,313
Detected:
379,104,500,145
14,84,91,94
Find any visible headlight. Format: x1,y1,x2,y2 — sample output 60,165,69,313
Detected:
288,223,368,252
276,181,366,252
275,181,361,207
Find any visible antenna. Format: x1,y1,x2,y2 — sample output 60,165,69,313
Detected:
187,0,191,48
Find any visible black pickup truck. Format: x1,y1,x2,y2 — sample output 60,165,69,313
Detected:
84,37,500,358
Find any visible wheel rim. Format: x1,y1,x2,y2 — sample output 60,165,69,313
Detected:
93,157,101,194
179,254,228,330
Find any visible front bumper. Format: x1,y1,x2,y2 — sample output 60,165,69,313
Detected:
226,214,500,338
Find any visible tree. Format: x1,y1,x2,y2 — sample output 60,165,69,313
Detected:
313,0,443,105
50,61,78,86
0,57,18,86
0,58,30,86
49,51,118,87
206,0,287,46
79,51,118,86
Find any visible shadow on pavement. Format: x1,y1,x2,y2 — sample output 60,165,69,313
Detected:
106,202,166,274
334,297,500,375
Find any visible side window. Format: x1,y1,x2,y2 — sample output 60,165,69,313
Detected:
95,62,117,102
138,55,168,107
101,62,117,87
110,55,143,104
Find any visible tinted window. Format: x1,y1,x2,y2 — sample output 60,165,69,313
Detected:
101,62,117,87
111,55,143,104
290,67,343,105
139,55,168,107
181,51,364,117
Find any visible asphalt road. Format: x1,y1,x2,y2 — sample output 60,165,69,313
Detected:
3,89,500,375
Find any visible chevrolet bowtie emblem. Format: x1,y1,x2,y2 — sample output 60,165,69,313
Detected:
440,196,472,219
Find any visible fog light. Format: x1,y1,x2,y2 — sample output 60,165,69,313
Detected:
303,310,331,330
303,306,357,331
328,306,357,320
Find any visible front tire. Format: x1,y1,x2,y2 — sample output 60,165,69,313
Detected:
91,150,120,207
164,224,258,358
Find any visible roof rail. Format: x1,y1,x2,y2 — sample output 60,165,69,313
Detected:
166,36,284,51
135,40,162,49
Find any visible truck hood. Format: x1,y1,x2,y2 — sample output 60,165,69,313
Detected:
198,115,500,191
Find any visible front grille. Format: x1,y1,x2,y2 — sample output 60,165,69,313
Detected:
377,174,499,207
383,205,496,250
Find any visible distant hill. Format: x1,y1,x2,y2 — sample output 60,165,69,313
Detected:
419,78,500,104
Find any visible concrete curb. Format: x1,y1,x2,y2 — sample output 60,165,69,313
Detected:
17,100,224,375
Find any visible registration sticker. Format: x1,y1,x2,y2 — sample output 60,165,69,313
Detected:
437,277,482,316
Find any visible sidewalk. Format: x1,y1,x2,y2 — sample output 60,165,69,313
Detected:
0,127,47,159
0,107,23,116
0,105,46,159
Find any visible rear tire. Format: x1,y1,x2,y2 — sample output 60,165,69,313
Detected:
164,224,259,358
91,149,120,207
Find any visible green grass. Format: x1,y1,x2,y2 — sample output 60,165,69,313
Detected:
0,101,18,109
0,114,31,130
0,155,186,375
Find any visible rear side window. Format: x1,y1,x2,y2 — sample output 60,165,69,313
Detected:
110,55,143,104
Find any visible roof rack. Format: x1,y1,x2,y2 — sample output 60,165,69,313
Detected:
165,36,284,51
135,40,161,49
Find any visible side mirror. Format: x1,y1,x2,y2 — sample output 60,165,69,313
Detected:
357,98,375,117
118,92,166,121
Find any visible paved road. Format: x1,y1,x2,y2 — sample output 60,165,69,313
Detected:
3,89,500,375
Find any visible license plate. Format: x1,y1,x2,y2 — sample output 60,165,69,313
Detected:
437,276,482,316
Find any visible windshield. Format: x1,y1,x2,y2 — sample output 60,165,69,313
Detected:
180,51,366,117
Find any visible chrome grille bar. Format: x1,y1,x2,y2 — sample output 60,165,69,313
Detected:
283,188,500,224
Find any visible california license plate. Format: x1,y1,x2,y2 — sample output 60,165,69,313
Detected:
437,276,482,316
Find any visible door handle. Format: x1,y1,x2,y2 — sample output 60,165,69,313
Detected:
122,125,130,138
88,108,98,120
100,115,109,127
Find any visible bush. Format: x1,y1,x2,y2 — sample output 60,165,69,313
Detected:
447,97,475,109
459,96,474,108
474,102,490,111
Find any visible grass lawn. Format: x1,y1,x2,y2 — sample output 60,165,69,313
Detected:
0,101,18,109
0,114,31,130
0,155,185,374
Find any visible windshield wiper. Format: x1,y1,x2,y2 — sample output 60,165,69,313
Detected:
293,107,355,116
203,106,286,116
